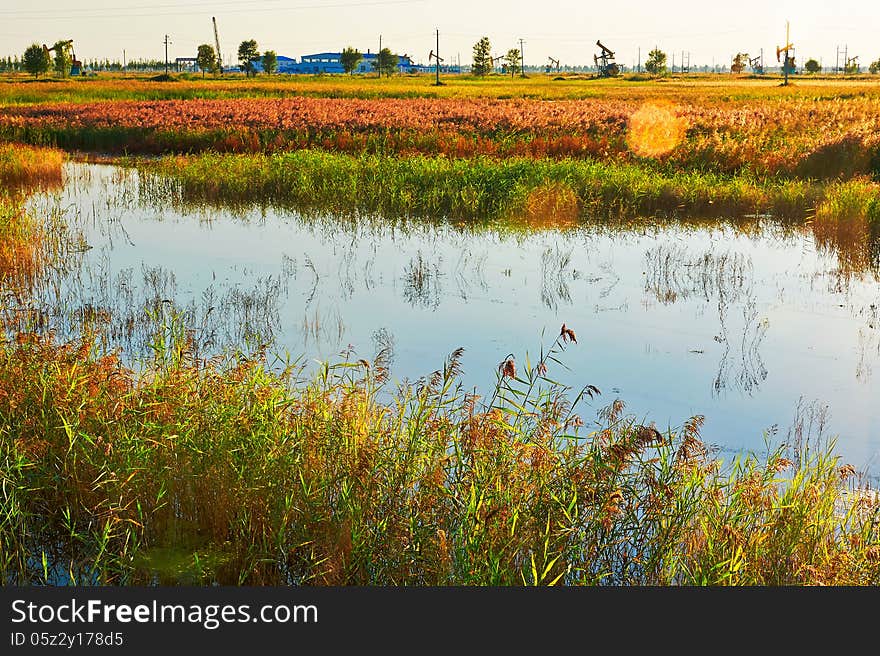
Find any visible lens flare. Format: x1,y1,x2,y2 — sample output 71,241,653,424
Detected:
625,101,687,158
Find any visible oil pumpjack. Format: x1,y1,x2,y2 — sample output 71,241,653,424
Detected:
594,40,619,77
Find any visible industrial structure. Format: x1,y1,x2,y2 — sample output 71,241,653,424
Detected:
247,51,430,74
749,50,764,74
777,21,796,83
42,40,82,76
594,40,619,77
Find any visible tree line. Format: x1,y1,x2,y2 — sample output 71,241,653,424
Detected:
7,37,880,78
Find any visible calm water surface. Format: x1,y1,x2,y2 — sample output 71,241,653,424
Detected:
21,163,880,480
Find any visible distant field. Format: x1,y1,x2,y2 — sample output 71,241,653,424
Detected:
1,70,880,104
2,73,879,182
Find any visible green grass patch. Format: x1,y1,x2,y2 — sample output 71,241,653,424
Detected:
141,150,827,222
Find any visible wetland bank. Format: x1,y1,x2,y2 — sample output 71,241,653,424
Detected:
1,75,880,585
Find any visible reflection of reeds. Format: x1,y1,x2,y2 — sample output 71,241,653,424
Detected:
644,244,753,305
540,244,573,310
402,251,442,309
300,307,346,348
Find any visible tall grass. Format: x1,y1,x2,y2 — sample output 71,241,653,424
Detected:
810,178,880,274
0,197,45,288
0,143,64,188
4,85,880,180
1,319,877,585
0,144,65,289
142,150,825,222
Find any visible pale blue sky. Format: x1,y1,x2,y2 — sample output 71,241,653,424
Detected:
0,0,876,69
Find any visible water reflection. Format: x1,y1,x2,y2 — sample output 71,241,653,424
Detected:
8,162,880,478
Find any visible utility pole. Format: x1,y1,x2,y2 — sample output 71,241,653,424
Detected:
519,38,525,77
213,16,223,76
163,34,171,75
122,49,126,74
637,47,640,73
435,28,440,85
781,21,792,86
378,34,382,77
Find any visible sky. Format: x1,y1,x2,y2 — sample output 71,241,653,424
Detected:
0,0,877,70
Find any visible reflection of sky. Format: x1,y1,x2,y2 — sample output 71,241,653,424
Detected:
25,163,880,479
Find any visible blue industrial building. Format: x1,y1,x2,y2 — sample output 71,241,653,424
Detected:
248,51,434,74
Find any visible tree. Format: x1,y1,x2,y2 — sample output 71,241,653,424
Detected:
505,48,521,77
196,44,217,77
804,58,821,74
262,50,277,76
870,59,880,75
471,36,492,76
51,40,73,77
340,47,362,75
644,47,667,76
22,43,51,78
731,52,749,74
237,39,260,77
372,47,397,77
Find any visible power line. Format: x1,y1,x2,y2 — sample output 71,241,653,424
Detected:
3,0,428,20
0,0,282,16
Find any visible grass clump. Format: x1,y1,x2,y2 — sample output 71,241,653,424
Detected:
0,145,65,289
0,197,45,288
0,143,64,188
810,178,880,274
1,318,878,586
142,150,822,223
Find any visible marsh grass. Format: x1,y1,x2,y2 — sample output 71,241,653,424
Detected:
1,317,878,586
142,150,827,223
810,178,880,275
0,145,66,290
0,143,64,188
0,198,44,288
142,150,880,277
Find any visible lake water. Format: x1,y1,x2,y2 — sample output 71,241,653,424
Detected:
19,162,880,480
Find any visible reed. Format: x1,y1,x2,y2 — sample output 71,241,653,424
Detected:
142,150,828,222
1,318,877,585
3,86,880,180
0,145,64,288
0,143,64,188
810,178,880,274
0,197,43,288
